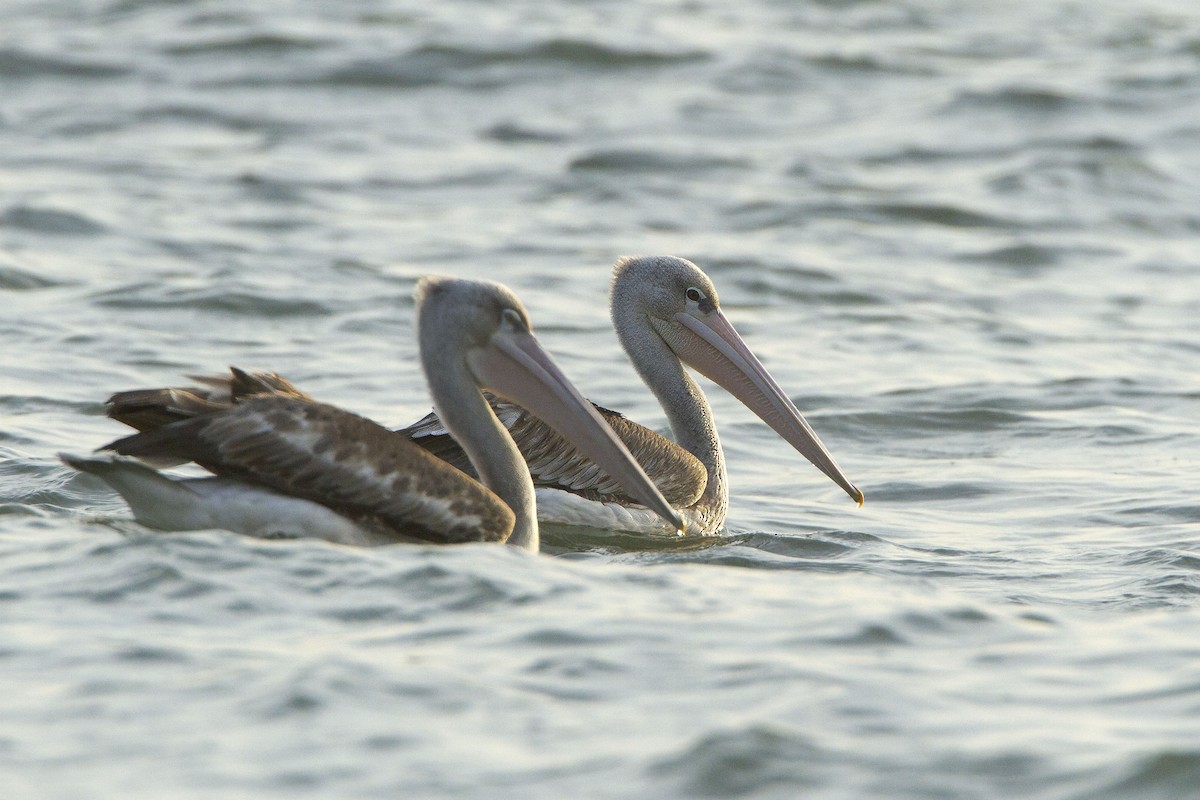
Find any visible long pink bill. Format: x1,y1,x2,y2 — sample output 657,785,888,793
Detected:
664,309,863,506
468,327,688,531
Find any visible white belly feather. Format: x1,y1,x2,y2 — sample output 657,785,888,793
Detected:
534,487,694,535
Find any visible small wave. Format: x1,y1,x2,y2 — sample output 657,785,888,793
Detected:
858,142,1024,167
1124,549,1200,570
1057,134,1138,153
866,481,996,502
741,531,860,560
801,604,1001,648
649,724,824,796
569,149,748,174
808,53,891,73
0,502,51,519
541,524,725,555
163,33,330,57
721,275,878,308
941,86,1081,116
961,243,1065,270
856,201,1011,229
706,255,838,285
299,39,707,89
91,285,333,318
628,541,868,573
819,622,908,646
410,38,708,69
1143,576,1200,598
482,122,569,144
725,198,1011,231
137,104,297,134
115,644,190,664
328,547,581,616
235,172,309,204
387,561,536,612
808,52,933,77
845,407,1034,435
3,454,93,507
0,264,64,290
0,48,128,80
1076,750,1200,800
520,653,624,690
243,657,384,722
0,205,107,236
65,553,220,604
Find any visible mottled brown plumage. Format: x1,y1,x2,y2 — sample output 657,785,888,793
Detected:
107,369,708,514
105,393,515,544
400,396,706,509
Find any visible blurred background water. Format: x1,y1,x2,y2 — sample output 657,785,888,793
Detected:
2,1,1200,798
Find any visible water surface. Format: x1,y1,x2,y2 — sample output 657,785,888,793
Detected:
3,1,1200,798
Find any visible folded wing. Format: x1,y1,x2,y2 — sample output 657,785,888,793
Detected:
400,395,706,509
105,395,515,544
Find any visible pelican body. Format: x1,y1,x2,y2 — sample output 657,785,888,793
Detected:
62,278,682,551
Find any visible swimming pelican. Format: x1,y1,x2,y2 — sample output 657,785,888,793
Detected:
400,256,863,534
61,277,683,550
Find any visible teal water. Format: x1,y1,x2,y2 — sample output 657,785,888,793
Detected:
3,1,1200,797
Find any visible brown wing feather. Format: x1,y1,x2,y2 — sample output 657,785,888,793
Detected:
104,396,514,544
107,367,312,433
400,395,706,509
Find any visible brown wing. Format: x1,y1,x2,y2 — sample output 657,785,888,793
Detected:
106,367,312,433
400,394,706,509
104,395,514,544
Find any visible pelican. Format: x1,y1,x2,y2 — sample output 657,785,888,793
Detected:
400,256,863,534
61,277,683,550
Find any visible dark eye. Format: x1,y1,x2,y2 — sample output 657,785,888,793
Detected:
501,308,528,332
686,288,702,302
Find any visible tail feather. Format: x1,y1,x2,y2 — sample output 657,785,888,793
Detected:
60,452,378,544
60,452,205,530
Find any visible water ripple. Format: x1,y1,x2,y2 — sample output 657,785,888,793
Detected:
0,264,65,291
163,33,331,56
0,206,108,236
569,149,748,174
0,48,128,79
1077,750,1200,800
649,725,825,797
91,285,333,318
942,86,1083,115
291,39,708,89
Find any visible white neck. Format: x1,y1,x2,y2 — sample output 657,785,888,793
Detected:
611,302,728,519
424,355,539,551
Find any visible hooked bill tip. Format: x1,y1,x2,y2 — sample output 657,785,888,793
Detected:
855,487,865,508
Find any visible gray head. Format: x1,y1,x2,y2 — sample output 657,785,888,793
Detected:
611,255,721,321
415,276,534,359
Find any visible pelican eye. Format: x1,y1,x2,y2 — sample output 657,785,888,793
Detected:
686,288,703,302
501,307,528,332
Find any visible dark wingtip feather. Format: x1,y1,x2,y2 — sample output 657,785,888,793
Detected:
100,415,220,469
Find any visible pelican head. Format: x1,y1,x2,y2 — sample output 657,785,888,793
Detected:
416,276,533,354
611,256,863,506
